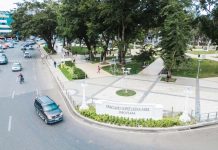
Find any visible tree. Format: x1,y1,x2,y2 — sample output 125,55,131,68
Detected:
160,0,192,80
12,1,58,53
197,1,218,45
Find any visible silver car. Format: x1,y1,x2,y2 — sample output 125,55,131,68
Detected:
12,62,22,71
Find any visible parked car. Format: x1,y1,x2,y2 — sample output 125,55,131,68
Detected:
0,49,4,53
24,51,31,58
0,54,8,64
2,44,8,49
34,96,63,124
11,62,22,71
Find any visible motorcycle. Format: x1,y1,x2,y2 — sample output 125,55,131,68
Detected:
19,76,24,84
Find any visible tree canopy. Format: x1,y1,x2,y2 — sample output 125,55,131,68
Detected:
12,1,58,52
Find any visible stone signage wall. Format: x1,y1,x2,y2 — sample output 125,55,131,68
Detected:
95,100,163,120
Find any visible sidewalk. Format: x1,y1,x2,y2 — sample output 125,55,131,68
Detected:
139,58,164,75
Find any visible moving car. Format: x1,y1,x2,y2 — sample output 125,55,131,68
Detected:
8,43,14,48
34,96,63,124
12,62,22,71
24,51,31,58
0,54,8,64
26,45,34,50
21,46,27,51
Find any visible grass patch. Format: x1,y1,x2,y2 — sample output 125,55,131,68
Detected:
161,77,177,82
187,50,218,55
172,58,218,78
116,89,136,96
43,45,52,53
65,46,104,55
102,60,144,75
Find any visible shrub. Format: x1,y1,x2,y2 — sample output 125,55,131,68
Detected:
73,68,86,79
43,46,52,53
59,61,86,80
65,61,75,67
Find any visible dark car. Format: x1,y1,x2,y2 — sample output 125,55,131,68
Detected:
34,96,63,124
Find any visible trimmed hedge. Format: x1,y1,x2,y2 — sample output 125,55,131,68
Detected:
79,106,182,127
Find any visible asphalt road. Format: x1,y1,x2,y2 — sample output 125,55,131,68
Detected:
0,42,218,150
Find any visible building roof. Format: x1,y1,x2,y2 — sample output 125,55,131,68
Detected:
0,29,12,33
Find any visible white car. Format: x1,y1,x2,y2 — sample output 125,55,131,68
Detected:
24,51,31,58
8,43,14,48
12,62,22,71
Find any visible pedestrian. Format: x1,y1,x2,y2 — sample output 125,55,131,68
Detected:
97,65,101,74
41,54,44,64
54,61,57,68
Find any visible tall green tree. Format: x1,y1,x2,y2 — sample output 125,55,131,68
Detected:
160,0,192,79
59,0,100,60
198,1,218,45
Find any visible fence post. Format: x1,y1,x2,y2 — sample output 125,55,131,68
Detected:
171,106,174,117
216,112,218,119
207,113,210,121
198,114,201,122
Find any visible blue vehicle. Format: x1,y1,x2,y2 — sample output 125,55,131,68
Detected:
0,54,8,64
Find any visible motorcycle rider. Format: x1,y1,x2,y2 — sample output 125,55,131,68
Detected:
18,73,24,83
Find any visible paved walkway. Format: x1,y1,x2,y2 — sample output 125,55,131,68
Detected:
139,58,164,75
38,45,218,119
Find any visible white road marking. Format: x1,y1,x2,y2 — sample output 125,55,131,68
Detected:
8,116,12,132
11,91,15,99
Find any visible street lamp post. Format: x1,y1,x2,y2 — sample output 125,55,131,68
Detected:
80,82,88,110
122,67,131,93
195,59,201,121
180,86,191,122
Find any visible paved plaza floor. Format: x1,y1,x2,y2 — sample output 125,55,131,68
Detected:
61,73,218,115
40,46,218,117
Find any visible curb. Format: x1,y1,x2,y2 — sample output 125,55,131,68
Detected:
38,47,218,132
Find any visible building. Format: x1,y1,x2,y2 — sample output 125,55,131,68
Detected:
0,11,13,35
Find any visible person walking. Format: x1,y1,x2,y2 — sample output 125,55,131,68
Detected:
54,61,57,68
97,65,101,74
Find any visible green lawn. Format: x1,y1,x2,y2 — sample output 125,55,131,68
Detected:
172,59,218,78
102,60,144,75
69,46,104,55
116,89,136,96
187,50,218,55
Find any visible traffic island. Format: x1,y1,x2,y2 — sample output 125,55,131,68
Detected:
116,89,136,96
